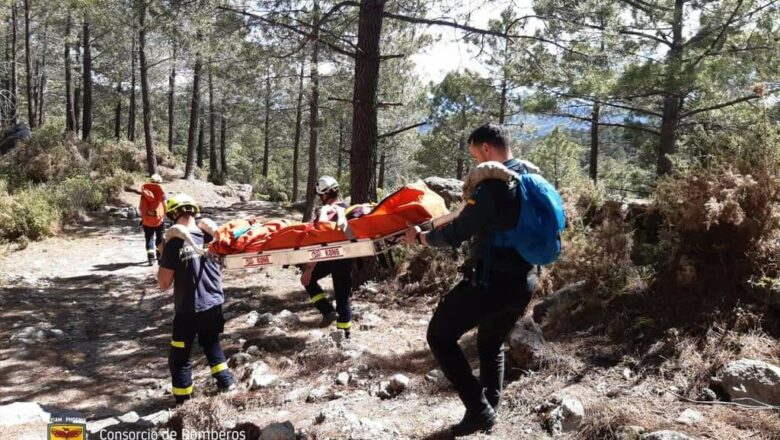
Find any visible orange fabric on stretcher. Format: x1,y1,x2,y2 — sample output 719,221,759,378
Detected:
209,219,292,254
209,181,448,255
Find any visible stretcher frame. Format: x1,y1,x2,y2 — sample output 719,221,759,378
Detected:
214,211,458,270
216,230,407,269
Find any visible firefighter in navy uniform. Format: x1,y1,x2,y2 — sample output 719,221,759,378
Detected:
404,123,537,436
157,194,235,404
300,176,355,337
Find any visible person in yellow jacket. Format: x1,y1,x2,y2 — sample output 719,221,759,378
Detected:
139,174,166,265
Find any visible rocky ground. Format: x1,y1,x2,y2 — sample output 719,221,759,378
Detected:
1,181,779,440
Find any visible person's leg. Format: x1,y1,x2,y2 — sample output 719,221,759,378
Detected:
169,313,196,404
331,259,353,335
154,225,164,261
305,263,336,319
477,271,536,411
143,226,156,264
196,306,235,389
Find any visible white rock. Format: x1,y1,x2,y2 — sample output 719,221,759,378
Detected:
230,352,253,367
547,397,584,434
641,431,691,440
336,372,351,386
0,402,51,427
140,410,170,427
245,311,260,326
388,374,410,393
274,310,301,327
714,358,780,406
260,420,295,440
246,345,261,356
675,409,703,426
250,374,279,390
118,411,140,424
87,417,120,433
306,386,330,402
425,369,446,384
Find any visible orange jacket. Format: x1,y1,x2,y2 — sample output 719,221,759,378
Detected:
139,183,166,227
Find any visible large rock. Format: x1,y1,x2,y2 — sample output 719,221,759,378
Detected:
532,281,586,323
0,402,51,426
260,421,295,440
10,326,66,344
675,409,703,426
0,123,32,155
546,397,584,434
423,177,463,208
641,431,691,440
713,358,780,405
273,310,301,327
507,318,546,370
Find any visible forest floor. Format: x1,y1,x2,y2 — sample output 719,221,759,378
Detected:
1,179,779,440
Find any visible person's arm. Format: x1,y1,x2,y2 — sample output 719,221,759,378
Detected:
301,263,317,286
417,181,499,248
157,239,180,291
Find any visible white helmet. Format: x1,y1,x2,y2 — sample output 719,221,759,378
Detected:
316,176,339,195
150,173,163,183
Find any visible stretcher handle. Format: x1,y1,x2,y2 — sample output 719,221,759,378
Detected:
418,210,460,232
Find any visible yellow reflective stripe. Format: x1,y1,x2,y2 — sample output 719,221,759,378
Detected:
172,385,193,396
171,340,185,348
336,321,352,329
310,293,326,303
147,249,155,255
467,199,476,205
210,362,228,375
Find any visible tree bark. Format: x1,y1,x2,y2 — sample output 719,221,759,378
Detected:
262,66,271,177
291,55,305,202
64,12,75,132
657,0,684,176
23,0,35,128
36,21,47,127
127,38,136,141
303,4,321,222
168,43,176,152
74,38,81,133
336,117,344,180
81,18,92,140
184,52,202,180
9,3,17,125
378,150,385,189
589,101,599,182
208,66,217,178
220,112,227,176
197,115,204,169
138,1,157,175
349,0,385,204
114,82,122,140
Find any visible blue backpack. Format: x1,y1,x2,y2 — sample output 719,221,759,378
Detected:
492,169,566,265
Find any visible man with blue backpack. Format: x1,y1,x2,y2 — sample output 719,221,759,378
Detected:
404,123,565,436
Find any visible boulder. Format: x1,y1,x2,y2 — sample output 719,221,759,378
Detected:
424,369,446,385
423,177,463,208
245,311,260,327
260,421,295,440
616,425,647,440
336,372,351,386
641,431,691,440
0,402,51,427
0,123,32,155
386,374,410,395
507,318,546,371
546,397,584,434
675,409,703,426
250,373,279,390
118,411,140,424
532,281,586,323
87,417,120,434
713,358,780,405
274,310,300,327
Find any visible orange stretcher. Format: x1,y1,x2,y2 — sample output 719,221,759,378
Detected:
211,181,453,269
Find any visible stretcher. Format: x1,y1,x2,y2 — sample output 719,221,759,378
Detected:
216,210,459,270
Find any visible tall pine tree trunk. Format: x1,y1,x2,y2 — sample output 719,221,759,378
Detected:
127,38,136,140
208,67,217,178
23,0,35,128
74,40,81,133
220,112,227,177
168,43,176,152
336,117,343,180
114,82,122,140
291,55,304,202
262,67,271,177
81,18,92,140
184,53,202,180
589,102,599,182
197,114,204,169
36,21,47,127
138,1,157,175
9,3,17,125
64,13,74,132
378,150,385,189
302,6,321,222
349,0,384,204
657,0,684,176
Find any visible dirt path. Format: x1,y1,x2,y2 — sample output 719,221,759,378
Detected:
2,200,778,440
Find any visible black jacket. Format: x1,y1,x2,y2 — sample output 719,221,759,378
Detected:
427,158,533,275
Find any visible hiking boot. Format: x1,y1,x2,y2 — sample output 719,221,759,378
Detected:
217,382,236,393
319,311,337,328
148,257,155,266
450,392,497,437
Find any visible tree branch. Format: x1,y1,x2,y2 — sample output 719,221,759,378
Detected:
378,121,427,139
550,112,661,135
680,93,766,118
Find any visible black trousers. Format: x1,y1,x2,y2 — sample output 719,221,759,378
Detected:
427,270,535,410
169,306,234,401
304,259,353,330
143,225,164,259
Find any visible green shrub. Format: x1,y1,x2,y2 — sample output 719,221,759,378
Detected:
253,175,290,202
99,170,135,199
0,186,61,241
90,138,145,175
52,176,107,217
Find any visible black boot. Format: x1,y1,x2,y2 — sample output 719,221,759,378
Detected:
450,390,497,437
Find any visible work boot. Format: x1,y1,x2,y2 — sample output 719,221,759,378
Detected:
450,390,497,437
319,311,337,328
148,256,155,266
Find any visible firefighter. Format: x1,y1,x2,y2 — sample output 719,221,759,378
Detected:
300,176,354,337
157,194,235,404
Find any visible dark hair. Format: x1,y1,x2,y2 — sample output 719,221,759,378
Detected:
467,123,508,150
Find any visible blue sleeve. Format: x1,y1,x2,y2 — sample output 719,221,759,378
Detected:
426,180,500,248
160,238,182,270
